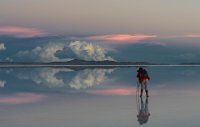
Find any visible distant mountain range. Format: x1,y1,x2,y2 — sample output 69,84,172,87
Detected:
0,59,199,68
0,59,155,69
50,59,153,65
0,59,152,65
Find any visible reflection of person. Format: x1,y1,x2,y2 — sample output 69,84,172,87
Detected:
137,97,150,125
137,67,150,97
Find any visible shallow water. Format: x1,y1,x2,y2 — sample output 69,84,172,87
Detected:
0,67,200,127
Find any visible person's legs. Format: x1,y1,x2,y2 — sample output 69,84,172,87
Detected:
140,82,144,97
144,80,149,97
140,89,143,97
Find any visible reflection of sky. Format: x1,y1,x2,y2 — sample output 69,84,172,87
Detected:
1,67,200,97
0,67,200,126
1,67,200,96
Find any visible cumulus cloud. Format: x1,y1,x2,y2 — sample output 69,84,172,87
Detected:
88,34,157,42
0,93,46,105
17,41,114,62
0,26,47,38
69,69,113,89
17,43,68,62
0,43,6,51
68,41,114,61
17,68,113,89
0,80,6,88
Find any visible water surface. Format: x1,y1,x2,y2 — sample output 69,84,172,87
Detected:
0,67,200,127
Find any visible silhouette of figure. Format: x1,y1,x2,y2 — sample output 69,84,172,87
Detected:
137,67,150,97
137,97,150,125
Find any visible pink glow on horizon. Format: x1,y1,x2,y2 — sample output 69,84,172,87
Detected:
87,88,137,96
0,26,47,38
0,93,46,105
87,87,158,96
89,34,157,42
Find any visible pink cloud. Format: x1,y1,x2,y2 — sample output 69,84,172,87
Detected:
88,34,157,42
86,86,159,96
0,93,46,105
0,26,47,38
86,88,137,96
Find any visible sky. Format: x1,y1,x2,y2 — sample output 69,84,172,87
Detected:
0,0,200,63
1,0,200,35
1,1,200,126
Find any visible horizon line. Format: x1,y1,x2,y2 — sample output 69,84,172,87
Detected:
0,64,200,68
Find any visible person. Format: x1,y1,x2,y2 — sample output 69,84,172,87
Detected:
137,96,150,125
137,67,150,97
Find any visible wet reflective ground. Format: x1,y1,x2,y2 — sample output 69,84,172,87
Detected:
0,67,200,127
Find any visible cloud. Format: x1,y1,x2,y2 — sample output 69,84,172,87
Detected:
17,68,72,88
88,34,157,42
17,43,68,62
69,69,113,89
17,41,114,62
68,41,114,61
17,68,113,89
86,87,137,96
0,93,46,105
0,80,6,88
0,26,47,38
86,86,159,96
0,43,6,51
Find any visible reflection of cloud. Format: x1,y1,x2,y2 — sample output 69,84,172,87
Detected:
0,43,6,51
0,80,6,88
86,88,137,96
86,85,159,96
0,26,46,38
69,69,113,89
17,68,113,89
0,93,46,105
17,41,114,62
88,34,157,42
17,68,72,88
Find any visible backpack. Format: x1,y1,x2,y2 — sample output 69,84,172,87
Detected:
141,69,148,77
